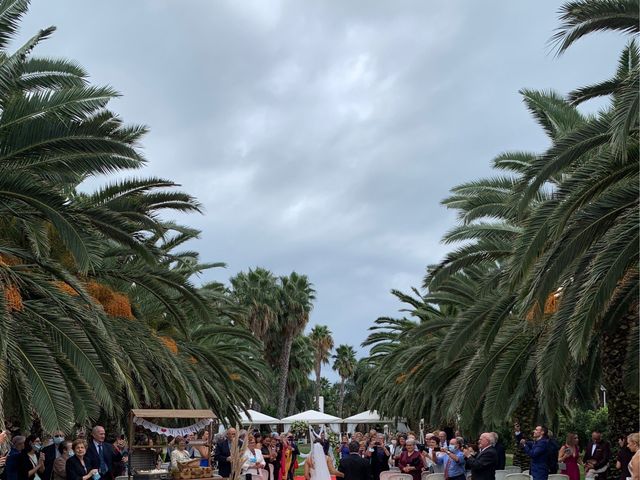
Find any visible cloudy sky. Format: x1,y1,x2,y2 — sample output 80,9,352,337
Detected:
18,0,625,380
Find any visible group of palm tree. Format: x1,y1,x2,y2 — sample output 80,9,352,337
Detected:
0,0,271,433
359,0,639,454
227,269,359,418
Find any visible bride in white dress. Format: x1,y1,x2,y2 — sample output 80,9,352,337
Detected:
305,442,344,480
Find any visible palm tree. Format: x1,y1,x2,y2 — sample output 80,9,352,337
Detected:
230,268,280,338
276,272,315,417
309,325,334,409
333,344,356,417
0,0,263,431
285,334,315,415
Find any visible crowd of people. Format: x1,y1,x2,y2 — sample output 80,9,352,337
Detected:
0,424,638,480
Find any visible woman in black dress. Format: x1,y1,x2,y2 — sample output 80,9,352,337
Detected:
17,435,44,480
65,440,99,480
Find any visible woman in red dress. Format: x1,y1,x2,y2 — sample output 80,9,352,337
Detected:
559,433,581,480
398,439,424,480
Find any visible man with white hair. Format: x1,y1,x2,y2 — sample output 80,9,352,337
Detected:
85,426,125,480
464,433,498,480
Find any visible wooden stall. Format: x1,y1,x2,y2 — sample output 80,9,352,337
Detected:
127,409,217,480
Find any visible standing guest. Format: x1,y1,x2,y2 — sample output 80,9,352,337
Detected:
583,431,611,479
397,439,424,480
318,433,330,456
287,435,300,480
491,433,506,471
85,427,125,480
53,441,73,480
241,436,265,480
427,435,444,473
278,436,294,480
357,442,366,459
627,433,639,480
43,431,65,480
339,442,370,480
261,436,276,480
215,428,238,480
521,426,550,480
271,434,282,480
66,440,99,480
464,433,498,480
431,437,465,480
170,437,196,472
336,437,350,460
392,435,407,467
438,432,449,449
18,435,44,480
194,431,210,466
513,423,529,471
368,434,390,480
616,435,633,480
546,432,560,475
5,436,25,480
558,433,580,480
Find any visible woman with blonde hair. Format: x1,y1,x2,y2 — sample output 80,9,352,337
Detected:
627,433,639,480
559,433,580,480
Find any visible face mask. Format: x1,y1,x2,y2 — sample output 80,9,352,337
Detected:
53,436,65,445
33,444,42,452
68,451,75,457
448,445,457,452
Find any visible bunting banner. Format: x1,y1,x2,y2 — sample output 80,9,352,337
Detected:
132,416,214,437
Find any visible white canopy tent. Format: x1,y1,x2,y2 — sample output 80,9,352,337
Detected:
342,411,409,434
281,409,342,434
342,410,388,434
239,409,282,425
219,409,281,432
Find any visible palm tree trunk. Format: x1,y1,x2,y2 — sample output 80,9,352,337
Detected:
601,305,639,480
277,332,295,418
338,378,345,417
314,363,321,409
511,395,537,471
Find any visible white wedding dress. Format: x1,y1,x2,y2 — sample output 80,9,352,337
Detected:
310,443,332,480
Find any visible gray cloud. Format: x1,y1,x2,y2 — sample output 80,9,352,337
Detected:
18,0,626,380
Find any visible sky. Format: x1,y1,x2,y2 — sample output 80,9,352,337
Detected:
17,1,627,381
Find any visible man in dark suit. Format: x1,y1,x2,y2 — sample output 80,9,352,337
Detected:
583,431,611,478
214,428,240,480
464,433,498,480
368,434,390,480
491,433,506,471
339,441,370,480
85,426,125,480
42,431,66,480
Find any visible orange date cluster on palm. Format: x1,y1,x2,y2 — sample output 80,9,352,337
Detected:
85,280,134,320
2,284,23,312
1,255,24,313
159,335,179,354
525,291,560,322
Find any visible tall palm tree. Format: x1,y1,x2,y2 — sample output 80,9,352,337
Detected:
285,334,315,415
309,325,334,409
276,272,315,417
230,268,280,338
333,344,356,417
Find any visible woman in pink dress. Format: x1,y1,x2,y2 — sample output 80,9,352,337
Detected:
559,433,581,480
